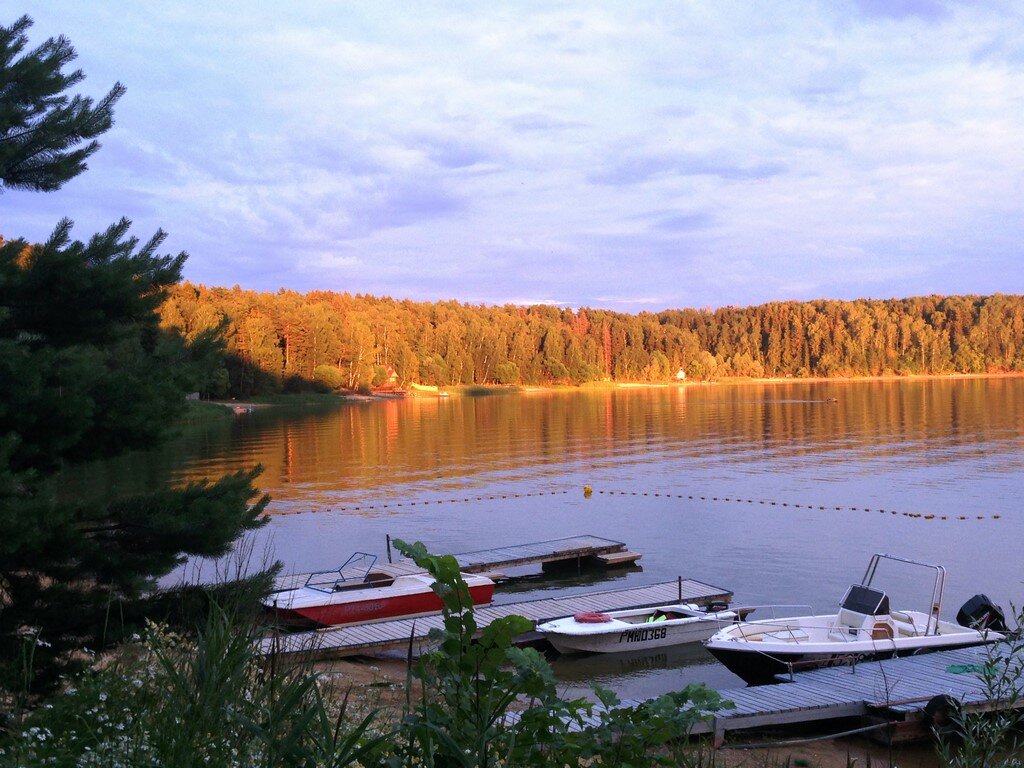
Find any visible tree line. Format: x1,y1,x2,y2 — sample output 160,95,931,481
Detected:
160,285,1024,396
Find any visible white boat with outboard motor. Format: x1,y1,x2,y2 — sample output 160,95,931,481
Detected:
537,602,742,655
704,553,1007,685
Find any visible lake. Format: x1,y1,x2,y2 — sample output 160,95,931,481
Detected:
64,377,1024,698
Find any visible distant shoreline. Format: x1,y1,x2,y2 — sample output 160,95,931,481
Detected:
507,370,1024,394
198,371,1024,410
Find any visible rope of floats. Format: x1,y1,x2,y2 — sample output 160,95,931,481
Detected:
273,489,572,515
274,486,1000,522
592,488,1001,522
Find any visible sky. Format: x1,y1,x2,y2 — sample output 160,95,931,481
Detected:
8,1,1024,313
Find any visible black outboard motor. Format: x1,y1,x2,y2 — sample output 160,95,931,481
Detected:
956,594,1008,632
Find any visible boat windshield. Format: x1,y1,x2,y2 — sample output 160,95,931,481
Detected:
840,584,889,616
304,552,377,593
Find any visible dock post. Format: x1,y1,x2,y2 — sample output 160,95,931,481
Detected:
713,717,725,749
678,575,682,602
386,534,392,563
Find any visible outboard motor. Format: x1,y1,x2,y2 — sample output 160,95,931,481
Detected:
956,594,1008,632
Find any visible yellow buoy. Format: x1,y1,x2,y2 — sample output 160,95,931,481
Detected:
583,485,592,498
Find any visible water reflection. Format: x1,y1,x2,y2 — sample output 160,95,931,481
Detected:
54,378,1024,700
60,379,1024,512
550,641,744,700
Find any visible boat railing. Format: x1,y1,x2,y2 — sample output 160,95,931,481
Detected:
861,553,945,636
735,604,813,620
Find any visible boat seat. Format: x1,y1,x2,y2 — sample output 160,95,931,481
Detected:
891,611,919,637
870,621,894,640
829,608,871,641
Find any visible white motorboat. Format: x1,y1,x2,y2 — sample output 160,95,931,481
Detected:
537,603,740,655
704,553,1006,685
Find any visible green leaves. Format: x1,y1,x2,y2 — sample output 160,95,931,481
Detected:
391,540,731,768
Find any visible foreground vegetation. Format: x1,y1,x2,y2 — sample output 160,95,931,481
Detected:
161,284,1024,397
2,543,732,767
6,544,1023,768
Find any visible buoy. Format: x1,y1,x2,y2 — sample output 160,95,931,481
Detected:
574,611,612,623
583,485,592,498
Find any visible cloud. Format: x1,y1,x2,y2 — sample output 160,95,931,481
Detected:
12,1,1024,311
647,212,716,232
588,150,785,185
349,179,467,233
851,0,949,21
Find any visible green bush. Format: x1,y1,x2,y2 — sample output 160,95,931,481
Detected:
5,546,732,768
2,610,387,767
935,607,1024,768
393,539,732,768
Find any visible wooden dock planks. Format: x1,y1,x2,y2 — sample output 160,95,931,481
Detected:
699,645,1024,738
273,534,638,593
258,577,732,660
505,644,1024,743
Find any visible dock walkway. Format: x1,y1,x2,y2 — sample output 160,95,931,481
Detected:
273,535,640,593
550,645,1023,744
259,578,731,660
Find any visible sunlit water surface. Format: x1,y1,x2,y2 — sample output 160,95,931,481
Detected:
62,379,1024,698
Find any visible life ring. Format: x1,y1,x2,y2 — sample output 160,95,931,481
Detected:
574,611,612,623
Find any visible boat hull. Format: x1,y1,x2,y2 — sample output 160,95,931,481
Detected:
546,619,726,654
706,635,995,685
538,606,738,655
268,579,495,628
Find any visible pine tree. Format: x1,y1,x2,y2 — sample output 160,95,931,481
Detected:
0,15,125,192
0,15,272,694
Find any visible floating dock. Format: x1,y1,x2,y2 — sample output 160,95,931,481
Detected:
259,577,732,660
542,644,1024,745
272,534,641,593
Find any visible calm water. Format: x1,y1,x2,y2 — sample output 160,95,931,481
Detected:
63,378,1024,697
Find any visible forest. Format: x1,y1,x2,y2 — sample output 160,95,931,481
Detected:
158,286,1024,397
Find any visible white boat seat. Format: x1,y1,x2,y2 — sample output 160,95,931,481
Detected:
890,611,919,637
830,607,870,640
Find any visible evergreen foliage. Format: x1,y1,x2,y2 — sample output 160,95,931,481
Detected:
0,15,125,192
0,15,271,696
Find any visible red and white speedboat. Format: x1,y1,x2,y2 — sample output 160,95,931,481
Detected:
264,553,495,628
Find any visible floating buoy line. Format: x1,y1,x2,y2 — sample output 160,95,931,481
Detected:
594,488,1001,522
272,487,1000,522
273,489,573,516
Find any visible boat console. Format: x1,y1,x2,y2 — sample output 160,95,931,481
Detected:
833,584,892,640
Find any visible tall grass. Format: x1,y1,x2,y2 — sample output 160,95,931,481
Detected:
3,542,734,767
1,611,386,767
934,605,1024,768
